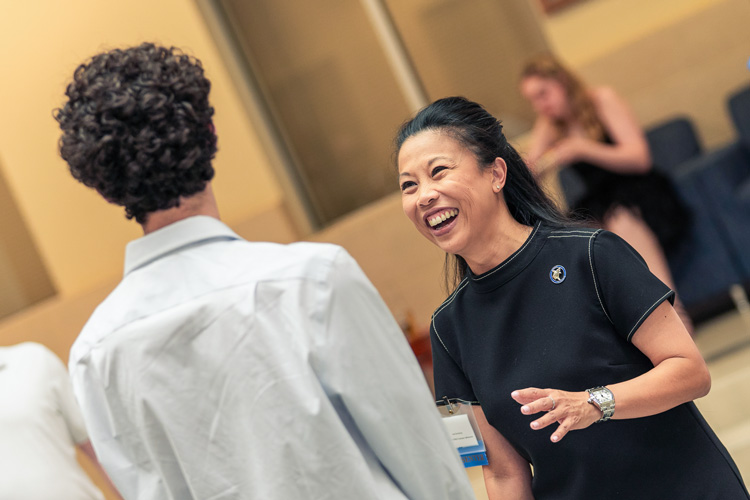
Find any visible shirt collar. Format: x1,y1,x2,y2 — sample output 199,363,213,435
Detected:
124,216,241,276
467,221,549,292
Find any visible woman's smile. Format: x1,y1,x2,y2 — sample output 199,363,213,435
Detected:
425,208,459,234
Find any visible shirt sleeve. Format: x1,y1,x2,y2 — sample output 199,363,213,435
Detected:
42,345,91,445
316,248,475,500
591,230,675,342
71,338,151,500
430,322,477,403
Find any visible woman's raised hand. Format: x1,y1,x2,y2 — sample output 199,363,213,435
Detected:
548,136,590,166
511,387,602,443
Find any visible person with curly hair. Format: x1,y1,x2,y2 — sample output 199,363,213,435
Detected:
56,43,474,500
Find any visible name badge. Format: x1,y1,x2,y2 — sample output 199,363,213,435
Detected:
443,414,479,448
437,398,488,468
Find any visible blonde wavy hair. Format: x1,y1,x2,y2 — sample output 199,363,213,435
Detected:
521,54,605,141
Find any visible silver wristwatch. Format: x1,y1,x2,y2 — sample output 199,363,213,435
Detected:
586,386,615,422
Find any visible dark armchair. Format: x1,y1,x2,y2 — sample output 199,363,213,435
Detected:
646,116,704,175
682,84,750,285
644,116,742,322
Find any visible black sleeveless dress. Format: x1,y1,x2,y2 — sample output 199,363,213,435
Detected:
561,135,691,254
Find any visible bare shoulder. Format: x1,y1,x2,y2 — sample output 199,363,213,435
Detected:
590,85,620,102
589,85,640,132
589,86,628,112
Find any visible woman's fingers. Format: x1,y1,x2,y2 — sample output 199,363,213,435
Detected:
511,387,545,405
550,421,572,443
529,410,559,430
530,412,576,442
513,387,598,443
519,394,557,415
513,388,558,415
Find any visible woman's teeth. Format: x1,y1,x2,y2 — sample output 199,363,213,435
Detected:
428,209,458,227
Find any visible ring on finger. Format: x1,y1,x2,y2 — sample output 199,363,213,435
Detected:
548,395,556,411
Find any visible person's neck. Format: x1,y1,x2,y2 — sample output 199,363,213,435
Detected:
462,216,534,276
141,184,221,235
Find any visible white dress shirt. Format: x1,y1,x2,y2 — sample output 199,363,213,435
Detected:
0,342,104,500
69,216,473,500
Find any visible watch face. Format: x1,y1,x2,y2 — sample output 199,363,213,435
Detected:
589,388,612,407
588,387,614,420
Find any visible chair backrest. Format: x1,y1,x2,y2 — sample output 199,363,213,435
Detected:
728,84,750,149
557,167,587,209
645,116,703,176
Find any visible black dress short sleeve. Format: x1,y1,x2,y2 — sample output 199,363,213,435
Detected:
591,230,675,342
430,322,477,402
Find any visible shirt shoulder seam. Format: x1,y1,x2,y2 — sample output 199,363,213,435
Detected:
589,229,614,325
431,278,469,356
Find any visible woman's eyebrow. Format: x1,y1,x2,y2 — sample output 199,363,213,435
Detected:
399,155,452,178
427,156,450,167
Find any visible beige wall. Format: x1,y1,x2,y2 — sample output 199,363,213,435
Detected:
539,0,750,148
0,165,55,318
542,0,726,68
0,0,284,299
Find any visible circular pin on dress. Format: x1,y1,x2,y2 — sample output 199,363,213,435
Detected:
549,265,566,284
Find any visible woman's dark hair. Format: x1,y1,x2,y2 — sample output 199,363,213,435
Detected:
395,96,570,290
55,43,217,224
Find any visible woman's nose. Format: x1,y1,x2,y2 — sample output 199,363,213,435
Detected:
418,185,437,207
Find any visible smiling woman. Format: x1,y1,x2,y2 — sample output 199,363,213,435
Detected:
393,96,750,500
398,128,531,274
395,96,568,289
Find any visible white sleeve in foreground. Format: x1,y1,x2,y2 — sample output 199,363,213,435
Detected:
321,249,475,500
45,346,90,446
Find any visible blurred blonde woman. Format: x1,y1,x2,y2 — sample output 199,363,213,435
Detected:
520,53,693,332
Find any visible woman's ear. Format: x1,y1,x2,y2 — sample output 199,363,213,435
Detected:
491,157,508,193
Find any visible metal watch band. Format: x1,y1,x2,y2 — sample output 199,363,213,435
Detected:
586,386,615,423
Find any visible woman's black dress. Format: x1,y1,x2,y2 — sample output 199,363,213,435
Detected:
431,223,749,499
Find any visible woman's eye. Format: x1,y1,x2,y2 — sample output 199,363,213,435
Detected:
400,180,416,192
431,166,447,177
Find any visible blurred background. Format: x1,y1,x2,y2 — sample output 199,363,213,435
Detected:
1,1,749,498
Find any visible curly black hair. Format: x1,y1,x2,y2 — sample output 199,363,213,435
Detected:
55,43,217,224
